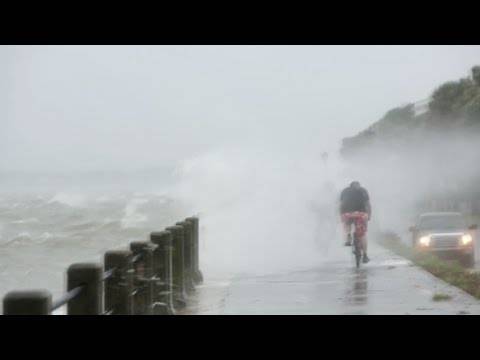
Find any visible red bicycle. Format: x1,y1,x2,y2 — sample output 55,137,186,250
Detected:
342,212,369,268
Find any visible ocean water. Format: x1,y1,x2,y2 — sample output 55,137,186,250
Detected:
0,191,187,312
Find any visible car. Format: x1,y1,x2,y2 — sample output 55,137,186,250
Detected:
409,212,478,267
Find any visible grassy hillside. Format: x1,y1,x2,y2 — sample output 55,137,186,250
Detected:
341,65,480,158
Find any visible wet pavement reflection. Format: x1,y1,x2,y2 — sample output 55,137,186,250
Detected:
345,268,368,307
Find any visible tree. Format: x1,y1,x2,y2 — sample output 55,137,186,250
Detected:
429,79,473,117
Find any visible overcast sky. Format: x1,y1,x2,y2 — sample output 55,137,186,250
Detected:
1,45,479,172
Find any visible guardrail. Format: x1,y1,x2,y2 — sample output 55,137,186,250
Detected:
2,216,203,315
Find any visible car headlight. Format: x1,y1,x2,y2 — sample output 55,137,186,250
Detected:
419,235,431,246
461,234,473,245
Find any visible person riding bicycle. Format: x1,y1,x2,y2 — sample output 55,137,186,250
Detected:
340,181,371,263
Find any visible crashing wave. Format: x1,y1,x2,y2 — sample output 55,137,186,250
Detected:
48,193,87,207
10,218,40,224
121,197,149,228
5,232,33,246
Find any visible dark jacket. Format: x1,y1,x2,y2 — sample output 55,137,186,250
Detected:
340,186,371,215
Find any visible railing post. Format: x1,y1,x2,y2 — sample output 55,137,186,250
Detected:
186,216,203,284
165,225,187,308
3,290,52,315
67,263,103,315
150,230,175,315
104,250,134,315
176,221,196,294
130,242,154,315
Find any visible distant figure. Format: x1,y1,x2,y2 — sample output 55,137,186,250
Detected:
339,181,372,263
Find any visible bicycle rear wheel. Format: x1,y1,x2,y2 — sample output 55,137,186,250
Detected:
354,236,361,268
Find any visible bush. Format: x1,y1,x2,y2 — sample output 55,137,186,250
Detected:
383,104,415,122
464,92,480,124
429,79,473,116
428,75,480,127
472,66,480,86
432,293,452,301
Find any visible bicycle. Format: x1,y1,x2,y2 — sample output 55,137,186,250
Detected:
352,230,362,268
342,212,369,269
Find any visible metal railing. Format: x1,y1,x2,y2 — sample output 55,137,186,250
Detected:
2,216,203,315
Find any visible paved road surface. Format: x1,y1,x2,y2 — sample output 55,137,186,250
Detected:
183,241,480,315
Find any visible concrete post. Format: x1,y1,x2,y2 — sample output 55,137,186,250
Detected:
67,263,103,315
130,241,154,315
104,250,134,315
186,216,203,284
176,221,196,294
165,225,187,308
3,290,52,315
150,231,175,315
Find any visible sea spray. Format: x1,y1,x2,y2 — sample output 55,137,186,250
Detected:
171,142,349,276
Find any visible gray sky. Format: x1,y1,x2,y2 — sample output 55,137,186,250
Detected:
1,45,479,172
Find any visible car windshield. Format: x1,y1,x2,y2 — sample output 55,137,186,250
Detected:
418,215,466,230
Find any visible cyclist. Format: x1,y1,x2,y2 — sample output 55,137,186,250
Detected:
340,181,371,263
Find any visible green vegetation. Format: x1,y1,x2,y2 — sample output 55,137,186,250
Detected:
429,75,480,126
341,65,480,157
473,66,480,86
368,104,416,135
378,234,480,299
340,103,424,158
432,293,452,302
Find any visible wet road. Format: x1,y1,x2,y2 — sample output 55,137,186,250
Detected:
183,241,480,315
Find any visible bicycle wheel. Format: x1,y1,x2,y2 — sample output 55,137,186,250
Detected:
354,236,361,268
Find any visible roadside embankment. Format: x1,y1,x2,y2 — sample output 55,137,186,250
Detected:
378,233,480,299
